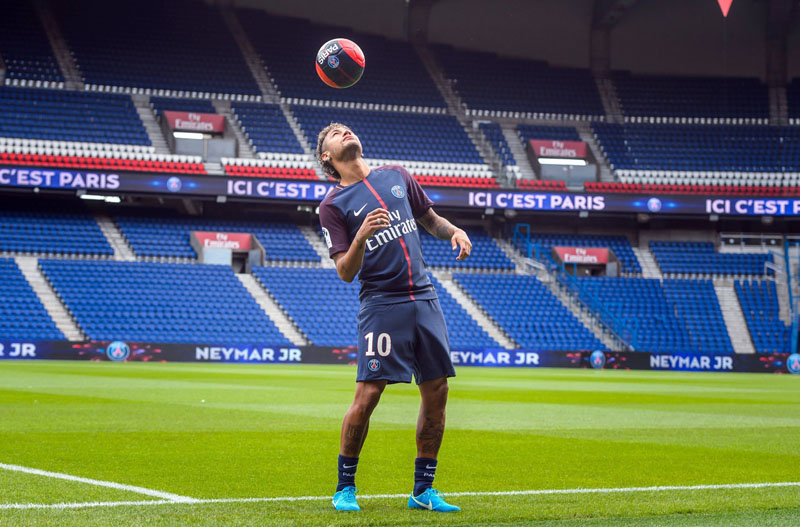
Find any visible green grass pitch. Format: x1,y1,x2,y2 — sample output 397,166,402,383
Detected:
0,360,798,526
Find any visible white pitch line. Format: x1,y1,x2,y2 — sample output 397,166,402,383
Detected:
0,463,197,503
1,481,799,511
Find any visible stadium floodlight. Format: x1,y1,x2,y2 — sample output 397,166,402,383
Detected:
538,158,587,166
79,194,121,203
173,131,204,140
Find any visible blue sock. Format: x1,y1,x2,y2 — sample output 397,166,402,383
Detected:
336,455,359,492
413,457,437,496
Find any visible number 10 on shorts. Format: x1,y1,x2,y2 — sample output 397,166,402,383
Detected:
364,332,392,356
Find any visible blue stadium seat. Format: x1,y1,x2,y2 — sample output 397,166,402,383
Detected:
593,123,800,172
40,260,289,344
573,277,733,354
231,103,304,155
420,228,514,271
291,105,483,164
253,267,359,347
650,241,771,276
0,87,150,145
0,210,113,256
735,280,790,354
455,273,606,351
54,0,259,95
434,44,604,118
0,258,64,340
613,72,768,119
428,274,499,349
237,10,446,108
114,215,320,263
479,123,516,166
0,0,64,84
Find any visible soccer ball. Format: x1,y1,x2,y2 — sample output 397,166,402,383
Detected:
315,38,365,89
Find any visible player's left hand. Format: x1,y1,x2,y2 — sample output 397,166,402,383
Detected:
451,229,472,260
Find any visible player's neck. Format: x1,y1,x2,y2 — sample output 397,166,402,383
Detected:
337,158,371,186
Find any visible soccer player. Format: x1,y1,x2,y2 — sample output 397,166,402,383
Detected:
316,123,471,513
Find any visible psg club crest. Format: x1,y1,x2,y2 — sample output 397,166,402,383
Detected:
367,358,381,372
589,350,606,369
391,185,405,199
327,55,340,69
167,176,182,192
647,197,662,213
106,341,130,362
788,353,800,375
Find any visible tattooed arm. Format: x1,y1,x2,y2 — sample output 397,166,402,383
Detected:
417,208,472,261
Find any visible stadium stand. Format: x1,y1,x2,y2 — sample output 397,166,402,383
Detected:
572,277,733,354
434,45,604,119
735,280,791,354
584,181,798,197
649,241,772,276
0,0,64,86
0,210,112,256
428,274,500,349
231,103,304,156
252,266,358,347
454,273,606,351
40,259,291,344
613,72,769,121
789,78,800,124
413,174,499,188
150,97,216,117
291,105,484,165
515,179,567,191
0,87,150,145
222,160,318,180
479,122,515,166
593,123,800,173
237,10,446,109
420,228,514,271
0,258,64,340
0,151,206,174
52,0,260,97
114,215,320,263
511,230,641,274
517,125,582,143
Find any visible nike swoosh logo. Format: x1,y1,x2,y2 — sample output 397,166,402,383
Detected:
342,464,357,469
425,464,437,469
411,495,432,510
353,203,367,216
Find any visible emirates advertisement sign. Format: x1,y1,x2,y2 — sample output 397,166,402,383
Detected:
193,232,252,250
529,140,587,159
553,246,609,264
163,111,225,133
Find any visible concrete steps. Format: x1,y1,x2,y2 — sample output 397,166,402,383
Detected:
236,273,308,346
431,270,517,349
15,256,85,341
34,0,83,90
95,215,136,261
594,76,623,124
540,270,624,351
212,99,256,159
714,279,756,354
131,94,170,155
632,246,662,279
500,125,536,180
221,8,279,102
575,121,614,182
299,226,335,268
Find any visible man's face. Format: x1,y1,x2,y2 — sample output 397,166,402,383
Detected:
322,126,362,164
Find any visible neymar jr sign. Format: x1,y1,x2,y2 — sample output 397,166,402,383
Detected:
2,167,800,216
1,341,797,375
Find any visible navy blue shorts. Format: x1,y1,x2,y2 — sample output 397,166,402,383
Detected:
356,298,456,384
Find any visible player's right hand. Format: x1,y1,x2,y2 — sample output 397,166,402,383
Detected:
355,208,391,243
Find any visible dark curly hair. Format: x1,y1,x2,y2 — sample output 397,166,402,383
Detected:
315,122,352,181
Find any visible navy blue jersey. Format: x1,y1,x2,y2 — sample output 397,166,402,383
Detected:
319,165,437,306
